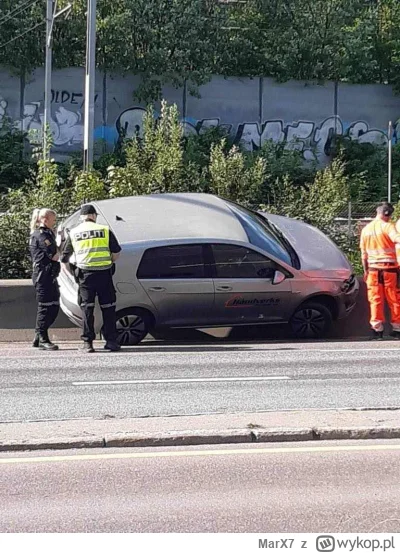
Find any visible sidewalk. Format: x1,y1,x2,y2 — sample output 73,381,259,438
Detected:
2,409,400,452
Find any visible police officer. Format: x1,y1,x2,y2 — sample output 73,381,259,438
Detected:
61,204,122,353
29,208,60,351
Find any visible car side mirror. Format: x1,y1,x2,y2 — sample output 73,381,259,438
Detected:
272,270,286,285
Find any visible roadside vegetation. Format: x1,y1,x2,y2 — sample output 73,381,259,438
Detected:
3,0,400,278
0,102,392,278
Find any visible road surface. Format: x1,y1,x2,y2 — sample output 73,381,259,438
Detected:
1,440,400,532
1,341,400,421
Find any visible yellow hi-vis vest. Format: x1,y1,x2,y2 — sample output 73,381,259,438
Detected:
70,221,112,270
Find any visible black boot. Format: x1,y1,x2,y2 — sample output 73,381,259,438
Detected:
32,333,40,348
42,331,59,350
371,330,384,341
390,331,400,340
38,331,59,351
104,341,121,352
38,339,59,351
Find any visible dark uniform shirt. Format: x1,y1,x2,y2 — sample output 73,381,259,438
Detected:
61,229,121,264
29,226,58,269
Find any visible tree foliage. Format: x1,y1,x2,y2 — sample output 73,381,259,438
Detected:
2,0,400,97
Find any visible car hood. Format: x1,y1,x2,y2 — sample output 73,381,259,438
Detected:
261,213,353,279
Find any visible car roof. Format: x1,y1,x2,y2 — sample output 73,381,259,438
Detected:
93,193,248,244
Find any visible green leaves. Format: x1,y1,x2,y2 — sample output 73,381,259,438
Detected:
109,101,187,197
1,0,400,94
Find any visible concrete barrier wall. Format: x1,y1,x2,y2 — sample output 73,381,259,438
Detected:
0,278,374,341
0,280,74,330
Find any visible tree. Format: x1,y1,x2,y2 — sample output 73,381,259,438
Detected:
56,0,226,103
0,0,46,76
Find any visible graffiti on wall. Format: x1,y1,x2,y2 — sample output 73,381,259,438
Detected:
20,102,84,146
0,89,101,147
115,106,389,164
0,93,393,162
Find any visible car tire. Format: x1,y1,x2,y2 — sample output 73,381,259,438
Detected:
289,302,333,339
115,308,154,346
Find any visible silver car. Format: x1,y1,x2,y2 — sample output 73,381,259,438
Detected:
58,193,359,345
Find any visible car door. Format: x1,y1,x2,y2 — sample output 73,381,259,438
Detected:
136,243,214,326
209,243,293,325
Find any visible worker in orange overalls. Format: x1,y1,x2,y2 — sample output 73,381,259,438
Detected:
360,202,400,339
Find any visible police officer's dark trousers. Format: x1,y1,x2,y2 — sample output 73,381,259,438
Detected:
33,265,60,340
78,269,117,343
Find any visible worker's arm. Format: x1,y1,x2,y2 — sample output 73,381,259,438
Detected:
109,231,122,263
387,223,400,244
60,235,74,264
360,232,368,280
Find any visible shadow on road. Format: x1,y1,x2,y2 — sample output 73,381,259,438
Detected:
120,345,298,353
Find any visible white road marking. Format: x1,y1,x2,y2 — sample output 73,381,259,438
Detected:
72,376,291,386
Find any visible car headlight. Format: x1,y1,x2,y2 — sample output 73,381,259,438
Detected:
341,274,356,293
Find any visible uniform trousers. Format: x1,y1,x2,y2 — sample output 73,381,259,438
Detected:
33,267,60,339
367,267,400,332
77,269,117,343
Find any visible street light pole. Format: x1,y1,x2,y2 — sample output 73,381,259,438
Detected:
43,1,72,161
388,121,393,204
83,0,97,170
43,0,54,159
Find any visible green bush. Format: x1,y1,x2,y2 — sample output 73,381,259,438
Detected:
0,102,373,279
0,118,32,197
109,102,187,198
208,141,267,206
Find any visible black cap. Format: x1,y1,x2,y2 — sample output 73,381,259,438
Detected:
80,204,97,216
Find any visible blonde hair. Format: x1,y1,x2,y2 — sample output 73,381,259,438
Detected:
30,208,57,233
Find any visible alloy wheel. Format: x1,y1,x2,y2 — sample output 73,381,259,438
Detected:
290,307,327,338
116,314,147,345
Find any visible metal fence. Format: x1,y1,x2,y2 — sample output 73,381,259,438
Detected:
334,202,378,238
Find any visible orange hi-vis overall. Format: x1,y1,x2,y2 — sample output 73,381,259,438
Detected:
360,218,400,332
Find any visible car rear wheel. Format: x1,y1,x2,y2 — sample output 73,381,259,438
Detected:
115,308,153,346
289,302,332,339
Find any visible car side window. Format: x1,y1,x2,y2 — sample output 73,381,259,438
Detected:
137,245,205,279
211,244,276,279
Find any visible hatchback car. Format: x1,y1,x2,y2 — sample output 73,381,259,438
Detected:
58,193,359,345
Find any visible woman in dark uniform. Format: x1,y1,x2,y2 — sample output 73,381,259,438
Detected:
29,208,60,351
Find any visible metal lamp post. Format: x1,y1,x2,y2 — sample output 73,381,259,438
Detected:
388,121,393,204
83,0,97,170
43,0,71,160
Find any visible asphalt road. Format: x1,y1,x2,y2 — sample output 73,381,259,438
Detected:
1,341,400,422
1,440,400,532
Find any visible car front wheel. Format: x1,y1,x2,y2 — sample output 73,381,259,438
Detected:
289,302,332,339
115,308,153,346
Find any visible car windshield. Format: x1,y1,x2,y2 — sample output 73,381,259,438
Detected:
226,201,300,269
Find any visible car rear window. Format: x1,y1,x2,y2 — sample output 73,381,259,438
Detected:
137,245,205,279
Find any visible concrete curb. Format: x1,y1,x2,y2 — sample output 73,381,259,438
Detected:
2,426,400,452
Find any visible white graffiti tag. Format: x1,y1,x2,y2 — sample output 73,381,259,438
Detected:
235,115,386,162
20,103,84,146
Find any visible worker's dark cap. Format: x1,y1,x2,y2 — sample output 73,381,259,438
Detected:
377,202,394,217
80,204,97,216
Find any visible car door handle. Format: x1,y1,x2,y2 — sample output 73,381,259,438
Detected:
148,287,166,292
216,286,233,291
